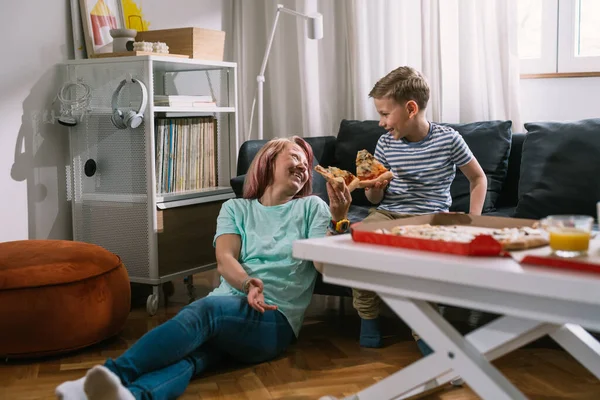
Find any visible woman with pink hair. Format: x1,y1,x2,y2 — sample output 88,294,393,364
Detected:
56,136,351,400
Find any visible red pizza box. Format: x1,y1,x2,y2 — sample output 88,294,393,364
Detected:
350,213,540,257
510,239,600,275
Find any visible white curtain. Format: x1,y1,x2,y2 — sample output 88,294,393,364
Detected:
230,0,522,142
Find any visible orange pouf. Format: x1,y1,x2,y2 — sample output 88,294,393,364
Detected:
0,240,131,359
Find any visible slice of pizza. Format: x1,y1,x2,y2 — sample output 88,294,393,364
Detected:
491,227,549,251
355,149,393,188
314,165,360,192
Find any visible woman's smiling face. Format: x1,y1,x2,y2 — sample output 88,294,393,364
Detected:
271,143,310,195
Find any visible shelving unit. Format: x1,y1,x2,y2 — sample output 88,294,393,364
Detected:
63,56,239,315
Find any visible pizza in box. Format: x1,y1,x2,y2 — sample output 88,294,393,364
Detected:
377,224,548,251
352,218,549,256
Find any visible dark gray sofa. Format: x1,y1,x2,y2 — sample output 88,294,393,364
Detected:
231,118,600,299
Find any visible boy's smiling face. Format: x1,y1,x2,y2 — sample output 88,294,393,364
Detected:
374,97,416,140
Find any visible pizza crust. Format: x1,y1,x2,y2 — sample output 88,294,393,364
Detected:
489,227,550,250
344,176,360,192
496,235,549,251
314,165,338,186
314,165,360,192
357,170,394,188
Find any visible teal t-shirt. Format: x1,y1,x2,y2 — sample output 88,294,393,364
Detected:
209,195,331,337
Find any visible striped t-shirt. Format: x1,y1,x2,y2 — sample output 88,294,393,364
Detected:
375,122,473,214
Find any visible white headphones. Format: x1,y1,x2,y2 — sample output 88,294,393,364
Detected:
111,78,148,129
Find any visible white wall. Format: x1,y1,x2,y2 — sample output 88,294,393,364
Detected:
0,0,227,243
519,77,600,126
142,1,225,31
0,2,73,242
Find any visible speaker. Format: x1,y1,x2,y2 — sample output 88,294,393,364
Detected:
111,78,148,129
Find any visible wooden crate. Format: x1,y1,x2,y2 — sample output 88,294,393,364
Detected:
136,27,225,61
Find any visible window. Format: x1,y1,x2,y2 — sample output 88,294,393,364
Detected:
576,0,600,56
518,0,600,74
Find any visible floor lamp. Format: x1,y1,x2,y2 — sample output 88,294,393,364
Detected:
247,4,323,140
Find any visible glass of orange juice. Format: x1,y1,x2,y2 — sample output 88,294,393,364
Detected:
541,215,594,258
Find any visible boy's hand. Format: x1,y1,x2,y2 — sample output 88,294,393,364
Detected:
364,180,389,193
364,180,388,205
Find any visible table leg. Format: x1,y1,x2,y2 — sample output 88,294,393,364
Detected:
380,295,527,400
352,352,448,400
322,297,599,400
397,316,556,399
550,323,600,379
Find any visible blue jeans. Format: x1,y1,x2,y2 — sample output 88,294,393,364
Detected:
104,295,295,400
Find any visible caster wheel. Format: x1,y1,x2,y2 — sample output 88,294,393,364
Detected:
146,294,159,316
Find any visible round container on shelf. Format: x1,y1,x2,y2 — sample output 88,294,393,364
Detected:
110,28,138,52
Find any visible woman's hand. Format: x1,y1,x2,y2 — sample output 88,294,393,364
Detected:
246,278,278,313
326,181,351,222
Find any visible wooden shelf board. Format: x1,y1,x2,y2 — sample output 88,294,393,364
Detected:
90,51,189,59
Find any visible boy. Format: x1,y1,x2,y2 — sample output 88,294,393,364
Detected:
354,66,487,355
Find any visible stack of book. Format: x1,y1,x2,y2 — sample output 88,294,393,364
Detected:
154,95,216,108
154,117,218,194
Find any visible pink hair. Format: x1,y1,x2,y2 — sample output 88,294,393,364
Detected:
243,136,314,199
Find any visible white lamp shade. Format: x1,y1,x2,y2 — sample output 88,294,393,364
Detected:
306,13,323,40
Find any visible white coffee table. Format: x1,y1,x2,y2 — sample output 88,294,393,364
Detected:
293,235,600,400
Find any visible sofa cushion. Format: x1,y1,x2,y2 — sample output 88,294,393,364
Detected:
236,140,269,176
231,175,245,198
515,118,600,219
443,121,512,213
305,136,337,169
483,206,516,218
334,120,387,206
495,133,526,209
310,156,329,204
348,205,371,223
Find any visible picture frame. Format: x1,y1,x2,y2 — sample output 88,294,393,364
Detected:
70,0,87,59
79,0,125,57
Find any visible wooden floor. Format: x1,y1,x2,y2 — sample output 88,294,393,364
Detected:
2,280,600,399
